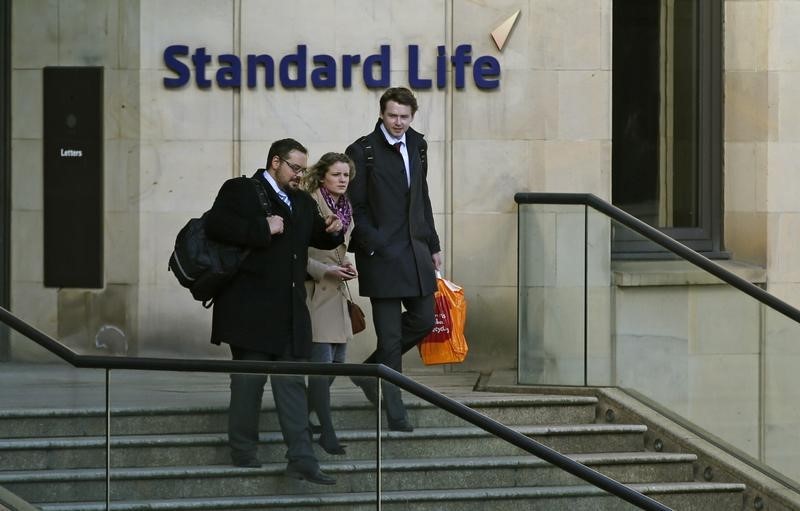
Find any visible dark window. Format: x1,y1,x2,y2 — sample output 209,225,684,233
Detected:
612,0,723,257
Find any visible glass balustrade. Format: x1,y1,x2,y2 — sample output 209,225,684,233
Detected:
518,200,800,489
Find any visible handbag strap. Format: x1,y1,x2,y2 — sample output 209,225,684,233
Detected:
340,271,355,302
329,214,356,303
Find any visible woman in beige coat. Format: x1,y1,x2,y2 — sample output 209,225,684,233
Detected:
303,152,358,455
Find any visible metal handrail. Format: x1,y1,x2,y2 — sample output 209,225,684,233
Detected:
515,192,800,324
0,304,670,510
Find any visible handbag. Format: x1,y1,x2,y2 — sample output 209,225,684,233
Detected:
419,274,468,365
339,253,366,335
347,296,367,334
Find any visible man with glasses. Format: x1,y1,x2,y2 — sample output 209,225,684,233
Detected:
205,138,343,484
346,87,442,432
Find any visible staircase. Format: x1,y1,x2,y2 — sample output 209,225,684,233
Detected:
0,375,749,511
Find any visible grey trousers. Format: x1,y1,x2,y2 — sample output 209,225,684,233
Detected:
228,345,317,467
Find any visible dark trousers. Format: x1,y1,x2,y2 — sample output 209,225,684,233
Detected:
308,342,346,447
228,345,317,467
366,294,435,423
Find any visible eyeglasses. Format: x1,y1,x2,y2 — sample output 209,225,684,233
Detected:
280,157,307,175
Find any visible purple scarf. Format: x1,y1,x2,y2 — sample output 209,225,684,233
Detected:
320,187,352,233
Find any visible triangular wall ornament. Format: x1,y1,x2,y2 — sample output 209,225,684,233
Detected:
491,10,521,51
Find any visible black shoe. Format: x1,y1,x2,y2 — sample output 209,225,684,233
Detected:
388,420,414,432
285,463,337,485
350,376,379,406
231,456,262,468
318,438,347,455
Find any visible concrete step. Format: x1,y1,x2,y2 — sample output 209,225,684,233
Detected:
0,424,647,470
2,452,697,503
35,482,746,511
0,395,599,438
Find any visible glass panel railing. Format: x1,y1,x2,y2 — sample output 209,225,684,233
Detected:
602,217,764,464
106,369,379,509
0,359,109,509
587,206,613,386
519,199,800,489
764,306,800,484
518,204,587,385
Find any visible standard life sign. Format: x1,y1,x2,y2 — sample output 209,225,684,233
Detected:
163,44,501,90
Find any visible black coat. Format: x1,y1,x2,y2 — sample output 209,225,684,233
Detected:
346,121,440,298
204,171,342,357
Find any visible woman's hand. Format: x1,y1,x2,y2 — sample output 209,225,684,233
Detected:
324,214,343,233
325,265,358,280
341,263,358,279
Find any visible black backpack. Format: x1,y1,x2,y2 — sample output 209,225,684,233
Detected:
168,177,271,308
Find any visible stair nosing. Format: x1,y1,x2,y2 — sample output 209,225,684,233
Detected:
35,482,748,510
0,423,646,450
0,395,598,419
0,452,699,483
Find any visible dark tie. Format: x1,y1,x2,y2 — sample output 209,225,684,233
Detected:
393,142,402,152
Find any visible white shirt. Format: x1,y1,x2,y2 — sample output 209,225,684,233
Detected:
380,123,410,186
263,170,291,211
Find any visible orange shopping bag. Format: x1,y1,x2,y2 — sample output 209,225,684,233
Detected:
419,275,468,365
426,292,452,343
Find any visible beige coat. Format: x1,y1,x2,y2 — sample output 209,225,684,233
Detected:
305,189,355,344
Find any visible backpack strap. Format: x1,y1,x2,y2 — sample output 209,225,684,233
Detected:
250,177,272,215
418,139,428,175
359,134,427,176
356,136,374,175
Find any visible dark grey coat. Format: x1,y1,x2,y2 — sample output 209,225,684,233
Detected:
346,121,440,298
204,171,342,357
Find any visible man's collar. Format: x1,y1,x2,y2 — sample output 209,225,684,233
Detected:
379,123,407,146
262,169,286,196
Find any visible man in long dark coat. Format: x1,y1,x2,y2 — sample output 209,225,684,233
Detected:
205,138,343,485
346,87,442,431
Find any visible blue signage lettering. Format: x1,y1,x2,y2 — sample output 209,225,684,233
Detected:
341,54,361,88
192,47,212,88
363,45,390,88
217,54,240,88
162,44,501,90
451,45,472,89
163,45,190,87
436,46,447,88
311,54,337,88
247,54,275,88
280,45,307,88
408,45,431,89
474,55,500,89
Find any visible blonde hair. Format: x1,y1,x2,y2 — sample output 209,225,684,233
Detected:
302,152,356,194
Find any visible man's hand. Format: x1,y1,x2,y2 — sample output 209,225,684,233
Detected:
432,251,443,271
324,214,343,233
268,215,284,235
